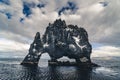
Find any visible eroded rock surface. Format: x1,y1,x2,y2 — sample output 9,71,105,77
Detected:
21,19,92,65
21,32,43,65
42,19,92,63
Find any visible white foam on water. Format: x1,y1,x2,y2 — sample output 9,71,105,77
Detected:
93,67,118,77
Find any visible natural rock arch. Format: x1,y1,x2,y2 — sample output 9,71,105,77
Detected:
21,19,92,66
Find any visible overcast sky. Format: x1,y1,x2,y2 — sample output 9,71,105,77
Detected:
0,0,120,58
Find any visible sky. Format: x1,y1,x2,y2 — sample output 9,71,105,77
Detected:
0,0,120,58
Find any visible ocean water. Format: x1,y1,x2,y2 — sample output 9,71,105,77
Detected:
0,57,120,80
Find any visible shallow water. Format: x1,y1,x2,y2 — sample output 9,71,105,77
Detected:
0,57,120,80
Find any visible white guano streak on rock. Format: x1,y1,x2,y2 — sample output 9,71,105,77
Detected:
43,43,49,48
73,36,86,51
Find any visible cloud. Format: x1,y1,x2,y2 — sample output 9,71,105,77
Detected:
58,1,78,15
0,38,29,58
0,0,10,5
0,0,120,58
23,2,33,17
99,1,108,7
5,12,12,19
92,46,120,57
0,38,29,52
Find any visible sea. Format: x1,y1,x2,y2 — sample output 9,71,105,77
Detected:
0,57,120,80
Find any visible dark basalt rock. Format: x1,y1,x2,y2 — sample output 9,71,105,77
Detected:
21,32,43,65
48,60,100,67
21,19,93,66
43,19,92,63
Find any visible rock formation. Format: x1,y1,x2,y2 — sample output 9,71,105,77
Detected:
21,19,92,66
21,32,43,65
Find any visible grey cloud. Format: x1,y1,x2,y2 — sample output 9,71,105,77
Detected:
0,0,120,47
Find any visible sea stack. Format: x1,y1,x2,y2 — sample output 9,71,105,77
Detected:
21,19,93,66
21,32,43,66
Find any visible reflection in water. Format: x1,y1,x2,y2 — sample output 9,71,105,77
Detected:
19,66,93,80
0,57,120,80
74,67,92,80
21,66,40,80
48,66,64,80
0,64,119,80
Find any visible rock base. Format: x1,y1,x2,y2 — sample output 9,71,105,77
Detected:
48,60,99,67
21,62,38,66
